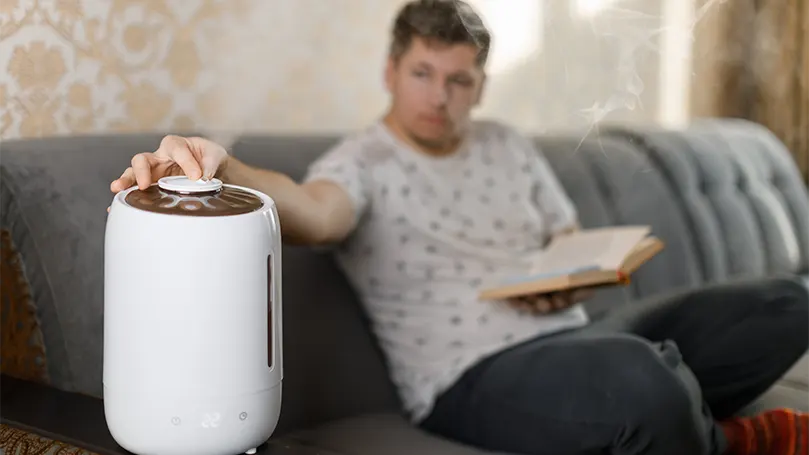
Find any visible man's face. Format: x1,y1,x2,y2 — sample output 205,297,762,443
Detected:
385,37,486,152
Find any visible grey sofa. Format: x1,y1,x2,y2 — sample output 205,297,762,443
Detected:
1,117,807,455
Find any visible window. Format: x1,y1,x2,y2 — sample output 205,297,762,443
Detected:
469,0,543,75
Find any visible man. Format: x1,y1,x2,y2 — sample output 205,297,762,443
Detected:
111,1,809,454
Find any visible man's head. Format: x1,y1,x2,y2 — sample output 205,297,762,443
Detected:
384,0,491,154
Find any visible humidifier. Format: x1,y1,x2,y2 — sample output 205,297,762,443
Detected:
103,176,283,455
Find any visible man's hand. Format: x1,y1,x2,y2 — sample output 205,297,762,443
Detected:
110,135,229,193
509,288,595,315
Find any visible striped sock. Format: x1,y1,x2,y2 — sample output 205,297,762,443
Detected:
719,409,808,455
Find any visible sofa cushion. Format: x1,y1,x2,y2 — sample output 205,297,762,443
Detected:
284,413,507,455
288,357,808,451
740,355,809,416
293,357,808,455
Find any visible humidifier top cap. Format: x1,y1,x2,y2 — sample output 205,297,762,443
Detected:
124,176,264,217
158,176,224,193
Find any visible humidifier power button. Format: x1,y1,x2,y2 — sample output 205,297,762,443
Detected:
171,417,181,426
239,412,248,420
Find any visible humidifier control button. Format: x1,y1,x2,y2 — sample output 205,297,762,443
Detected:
239,412,248,420
158,176,223,193
171,417,181,426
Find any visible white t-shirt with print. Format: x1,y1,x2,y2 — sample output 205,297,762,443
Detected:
302,119,590,422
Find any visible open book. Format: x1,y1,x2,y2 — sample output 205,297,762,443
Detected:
478,226,665,300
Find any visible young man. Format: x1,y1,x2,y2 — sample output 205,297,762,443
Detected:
111,1,809,454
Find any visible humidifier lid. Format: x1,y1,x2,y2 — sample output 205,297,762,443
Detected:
124,176,264,217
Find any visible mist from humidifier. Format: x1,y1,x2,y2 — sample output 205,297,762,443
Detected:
198,0,733,153
200,1,290,150
563,0,727,137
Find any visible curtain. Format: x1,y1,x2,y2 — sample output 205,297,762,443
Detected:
691,0,809,184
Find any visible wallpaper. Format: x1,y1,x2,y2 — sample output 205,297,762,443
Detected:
0,0,678,141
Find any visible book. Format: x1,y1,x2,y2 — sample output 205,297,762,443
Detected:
478,225,665,300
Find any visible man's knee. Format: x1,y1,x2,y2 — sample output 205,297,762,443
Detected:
763,276,809,310
598,336,712,452
578,335,698,413
764,276,809,353
601,337,699,412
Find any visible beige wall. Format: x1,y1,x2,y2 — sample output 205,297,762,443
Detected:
0,0,692,142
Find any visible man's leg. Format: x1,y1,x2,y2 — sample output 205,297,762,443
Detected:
420,330,726,455
601,275,809,418
596,275,809,455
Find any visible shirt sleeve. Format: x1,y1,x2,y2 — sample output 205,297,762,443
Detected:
507,126,579,235
302,138,372,225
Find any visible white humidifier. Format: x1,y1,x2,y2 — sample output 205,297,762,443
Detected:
103,176,283,455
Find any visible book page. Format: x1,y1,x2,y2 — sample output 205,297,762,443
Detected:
524,226,652,274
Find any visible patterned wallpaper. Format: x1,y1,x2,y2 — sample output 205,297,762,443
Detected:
0,0,680,142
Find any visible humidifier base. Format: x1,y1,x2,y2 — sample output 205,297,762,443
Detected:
103,382,282,455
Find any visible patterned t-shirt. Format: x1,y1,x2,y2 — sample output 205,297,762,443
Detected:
302,119,590,422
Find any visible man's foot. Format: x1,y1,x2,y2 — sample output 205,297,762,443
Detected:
720,408,808,455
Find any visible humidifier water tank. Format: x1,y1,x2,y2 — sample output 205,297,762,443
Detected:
103,176,283,455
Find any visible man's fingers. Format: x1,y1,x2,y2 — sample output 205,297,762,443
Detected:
510,290,588,316
110,167,135,193
199,153,222,180
531,297,553,314
112,135,209,196
510,297,535,314
159,136,202,180
551,293,569,309
131,153,156,189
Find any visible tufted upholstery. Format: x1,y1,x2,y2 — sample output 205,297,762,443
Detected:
605,119,809,284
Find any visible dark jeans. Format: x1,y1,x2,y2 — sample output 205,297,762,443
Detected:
419,276,809,455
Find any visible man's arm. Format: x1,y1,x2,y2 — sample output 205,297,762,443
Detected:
218,157,357,246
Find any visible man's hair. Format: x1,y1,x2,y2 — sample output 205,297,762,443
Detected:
389,0,491,67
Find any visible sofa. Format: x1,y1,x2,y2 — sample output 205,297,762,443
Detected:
2,117,807,455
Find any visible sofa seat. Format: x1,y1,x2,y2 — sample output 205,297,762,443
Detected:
740,352,809,416
284,413,505,455
288,358,809,455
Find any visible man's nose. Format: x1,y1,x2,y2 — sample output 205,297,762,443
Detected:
428,81,450,106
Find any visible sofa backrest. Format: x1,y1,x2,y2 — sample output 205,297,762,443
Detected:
606,118,809,282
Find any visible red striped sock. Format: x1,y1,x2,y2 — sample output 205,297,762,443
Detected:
719,409,808,455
